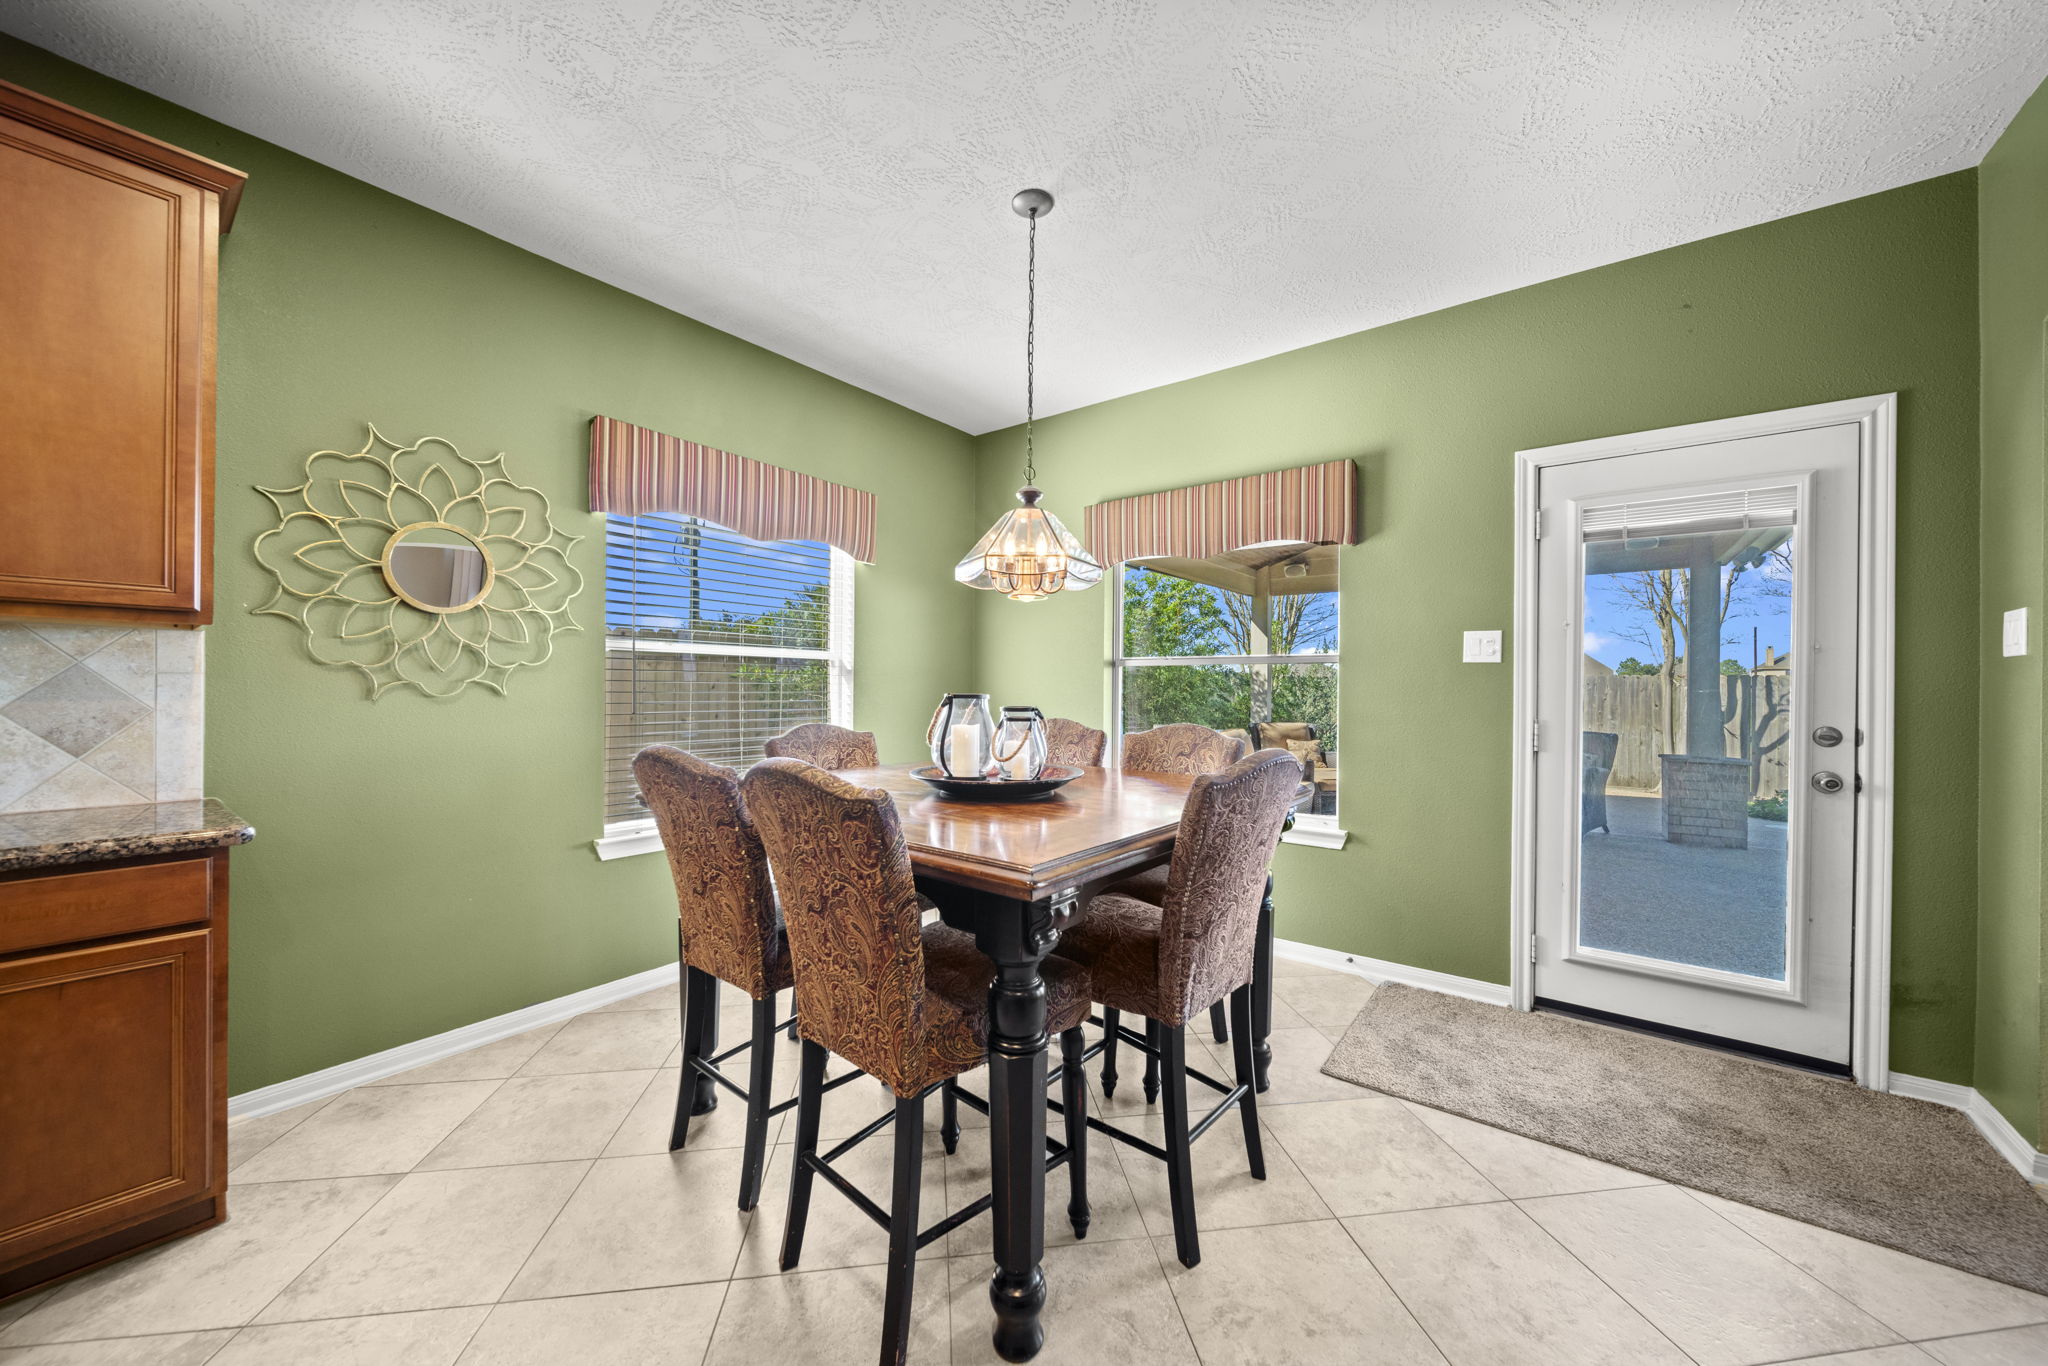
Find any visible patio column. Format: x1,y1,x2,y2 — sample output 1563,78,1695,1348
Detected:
1684,538,1723,756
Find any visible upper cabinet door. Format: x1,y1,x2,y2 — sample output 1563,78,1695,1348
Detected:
0,81,244,625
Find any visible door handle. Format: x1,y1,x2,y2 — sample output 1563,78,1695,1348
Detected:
1811,771,1845,795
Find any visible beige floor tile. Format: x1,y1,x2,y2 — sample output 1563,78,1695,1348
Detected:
516,1011,679,1076
0,1177,396,1344
735,1140,951,1278
592,982,681,1014
1199,1025,1376,1105
1115,1110,1332,1240
1403,1102,1661,1198
210,1307,487,1365
605,1067,792,1156
0,1292,47,1335
941,1125,1146,1257
1262,1096,1500,1216
504,1152,750,1299
225,1094,336,1173
228,1081,502,1182
1345,1202,1690,1365
457,1285,725,1365
362,1024,565,1087
1918,1324,2048,1364
257,1162,586,1321
0,1330,236,1364
1687,1190,2048,1341
949,1238,1198,1365
1270,956,1346,979
1271,973,1376,1032
417,1070,653,1169
1159,1219,1444,1364
709,1262,949,1366
1521,1184,1898,1366
1778,1349,1939,1364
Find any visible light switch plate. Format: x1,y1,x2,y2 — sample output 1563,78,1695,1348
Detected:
1463,630,1502,663
2004,607,2028,658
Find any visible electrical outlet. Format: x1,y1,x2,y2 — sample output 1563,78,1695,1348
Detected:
2004,608,2028,658
1463,630,1502,663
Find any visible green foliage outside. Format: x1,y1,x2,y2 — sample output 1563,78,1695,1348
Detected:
1748,791,1789,821
1615,657,1660,675
1119,566,1339,753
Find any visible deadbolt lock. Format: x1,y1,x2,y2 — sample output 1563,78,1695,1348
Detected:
1813,725,1844,747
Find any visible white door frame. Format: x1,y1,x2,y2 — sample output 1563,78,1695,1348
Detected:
1508,394,1897,1088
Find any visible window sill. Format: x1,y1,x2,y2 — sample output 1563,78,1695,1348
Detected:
595,820,662,861
1282,822,1349,850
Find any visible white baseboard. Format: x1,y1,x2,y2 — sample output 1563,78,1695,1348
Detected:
1890,1074,2048,1185
227,962,680,1121
1274,937,1513,1007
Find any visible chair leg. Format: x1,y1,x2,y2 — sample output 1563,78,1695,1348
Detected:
1159,1022,1199,1268
673,964,717,1150
881,1091,925,1366
1143,1017,1162,1104
1061,1027,1090,1238
779,1039,828,1271
737,994,777,1211
1229,985,1266,1181
940,1078,960,1155
786,986,800,1041
1100,1007,1121,1097
1209,1000,1229,1044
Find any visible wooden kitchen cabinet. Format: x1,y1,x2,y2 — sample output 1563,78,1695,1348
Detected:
0,80,245,626
0,818,247,1303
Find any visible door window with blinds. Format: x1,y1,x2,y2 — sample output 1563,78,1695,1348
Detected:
603,513,853,831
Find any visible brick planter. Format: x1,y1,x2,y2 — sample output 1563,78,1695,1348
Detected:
1659,754,1750,849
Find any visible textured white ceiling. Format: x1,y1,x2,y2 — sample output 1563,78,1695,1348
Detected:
8,2,2047,433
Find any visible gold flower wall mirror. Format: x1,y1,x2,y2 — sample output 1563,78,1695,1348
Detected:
254,425,584,698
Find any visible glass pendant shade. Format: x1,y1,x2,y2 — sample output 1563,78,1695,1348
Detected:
954,486,1104,602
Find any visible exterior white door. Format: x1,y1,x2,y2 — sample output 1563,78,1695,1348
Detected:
1530,420,1863,1066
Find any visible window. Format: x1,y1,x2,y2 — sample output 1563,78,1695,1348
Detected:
600,512,852,844
1113,542,1341,830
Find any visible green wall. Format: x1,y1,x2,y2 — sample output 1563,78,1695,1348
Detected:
1977,77,2048,1147
0,39,980,1093
971,174,1984,1086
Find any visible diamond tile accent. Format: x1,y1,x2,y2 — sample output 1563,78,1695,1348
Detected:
80,630,157,703
0,626,73,706
2,664,150,758
83,715,156,795
0,716,74,808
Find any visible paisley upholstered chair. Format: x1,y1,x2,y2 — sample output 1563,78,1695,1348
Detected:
762,722,879,769
632,745,797,1212
1111,721,1256,1078
1042,716,1108,767
741,758,1094,1366
1051,748,1303,1268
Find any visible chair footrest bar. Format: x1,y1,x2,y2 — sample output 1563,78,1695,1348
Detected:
915,1193,992,1249
1083,1113,1170,1163
822,1105,901,1165
803,1152,892,1233
685,1057,752,1103
1189,1084,1248,1144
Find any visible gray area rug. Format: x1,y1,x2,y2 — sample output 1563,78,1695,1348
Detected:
1323,983,2048,1295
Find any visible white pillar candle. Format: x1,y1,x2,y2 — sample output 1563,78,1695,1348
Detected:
948,723,981,777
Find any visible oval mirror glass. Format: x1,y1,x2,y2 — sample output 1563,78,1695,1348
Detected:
383,524,492,612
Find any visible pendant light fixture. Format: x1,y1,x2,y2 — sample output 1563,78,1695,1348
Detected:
954,188,1104,602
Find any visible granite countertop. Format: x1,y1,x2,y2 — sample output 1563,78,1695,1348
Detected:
0,798,254,873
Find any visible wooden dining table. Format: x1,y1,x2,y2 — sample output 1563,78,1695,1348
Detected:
835,763,1285,1362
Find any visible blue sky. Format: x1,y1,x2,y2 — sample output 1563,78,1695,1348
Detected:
1583,552,1793,672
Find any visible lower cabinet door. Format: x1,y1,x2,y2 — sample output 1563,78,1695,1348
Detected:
0,929,214,1263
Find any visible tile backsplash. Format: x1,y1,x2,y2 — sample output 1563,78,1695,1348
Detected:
0,623,203,813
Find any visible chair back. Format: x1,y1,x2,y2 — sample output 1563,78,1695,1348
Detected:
741,757,931,1094
763,722,879,769
1043,716,1108,767
632,746,781,997
1153,749,1302,1022
1121,723,1250,776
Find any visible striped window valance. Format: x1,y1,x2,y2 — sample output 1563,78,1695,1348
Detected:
588,415,877,563
1084,458,1359,566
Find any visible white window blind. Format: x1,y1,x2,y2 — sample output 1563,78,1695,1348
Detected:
1580,485,1799,542
603,513,852,828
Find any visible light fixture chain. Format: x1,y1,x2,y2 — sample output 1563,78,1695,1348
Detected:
1024,210,1036,487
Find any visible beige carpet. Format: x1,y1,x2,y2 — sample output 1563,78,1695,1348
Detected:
1323,983,2048,1296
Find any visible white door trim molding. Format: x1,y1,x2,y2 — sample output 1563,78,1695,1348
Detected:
1509,394,1897,1089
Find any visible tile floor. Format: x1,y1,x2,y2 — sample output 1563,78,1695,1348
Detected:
4,963,2046,1365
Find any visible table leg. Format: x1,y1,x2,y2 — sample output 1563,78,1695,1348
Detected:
1253,875,1275,1094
